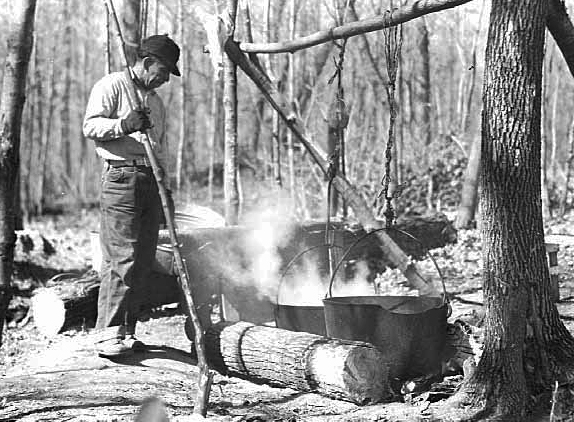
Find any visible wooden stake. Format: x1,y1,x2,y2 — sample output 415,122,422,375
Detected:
103,0,212,415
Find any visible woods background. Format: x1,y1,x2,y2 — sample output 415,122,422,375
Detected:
2,0,574,223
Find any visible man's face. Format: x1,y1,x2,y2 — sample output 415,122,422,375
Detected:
144,58,170,90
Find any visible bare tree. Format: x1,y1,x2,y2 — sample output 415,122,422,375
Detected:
445,2,574,419
223,0,240,224
175,0,187,191
561,114,574,215
60,0,72,183
0,0,36,346
415,17,432,147
455,135,480,229
36,39,57,216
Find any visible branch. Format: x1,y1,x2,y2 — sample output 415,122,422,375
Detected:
547,0,574,78
239,0,473,54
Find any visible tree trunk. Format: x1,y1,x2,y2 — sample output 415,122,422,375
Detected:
416,17,432,146
21,47,35,224
36,40,56,216
550,65,559,183
461,0,484,133
449,2,561,420
204,321,392,404
272,103,282,186
208,76,221,204
560,115,574,215
78,4,89,203
541,53,552,221
286,0,297,211
60,0,72,182
455,135,481,229
175,0,187,192
263,0,282,188
240,0,264,159
121,0,141,65
223,0,240,225
30,41,43,217
0,0,36,346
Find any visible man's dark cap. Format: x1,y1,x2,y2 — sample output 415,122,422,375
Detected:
141,34,181,77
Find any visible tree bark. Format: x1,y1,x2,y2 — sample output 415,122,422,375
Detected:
0,0,36,346
204,321,392,404
223,0,240,225
416,17,432,146
446,2,574,420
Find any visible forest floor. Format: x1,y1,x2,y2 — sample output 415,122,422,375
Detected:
1,209,574,421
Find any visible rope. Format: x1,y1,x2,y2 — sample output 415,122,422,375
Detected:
327,37,348,218
325,152,338,279
324,1,351,274
376,11,403,228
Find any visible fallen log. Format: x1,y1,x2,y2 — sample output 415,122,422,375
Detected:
300,214,457,263
43,268,181,331
32,215,456,332
204,321,393,404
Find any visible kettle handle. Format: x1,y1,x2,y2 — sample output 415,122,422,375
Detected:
277,243,344,304
327,227,449,311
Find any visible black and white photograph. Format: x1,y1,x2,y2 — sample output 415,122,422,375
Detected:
1,0,574,420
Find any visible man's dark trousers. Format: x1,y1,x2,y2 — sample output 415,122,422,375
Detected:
96,162,161,333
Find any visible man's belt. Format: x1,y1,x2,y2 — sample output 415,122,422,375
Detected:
106,157,151,167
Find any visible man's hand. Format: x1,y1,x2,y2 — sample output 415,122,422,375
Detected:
121,109,152,134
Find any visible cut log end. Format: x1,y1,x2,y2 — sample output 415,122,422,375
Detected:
308,339,393,404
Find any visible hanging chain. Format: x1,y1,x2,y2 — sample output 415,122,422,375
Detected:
377,11,403,228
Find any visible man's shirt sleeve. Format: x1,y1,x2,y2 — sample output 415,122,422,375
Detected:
83,76,125,141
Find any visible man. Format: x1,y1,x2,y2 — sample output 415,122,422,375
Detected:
83,34,180,358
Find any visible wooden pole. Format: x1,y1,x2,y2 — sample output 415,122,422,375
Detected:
0,0,37,346
238,0,472,54
103,0,213,415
